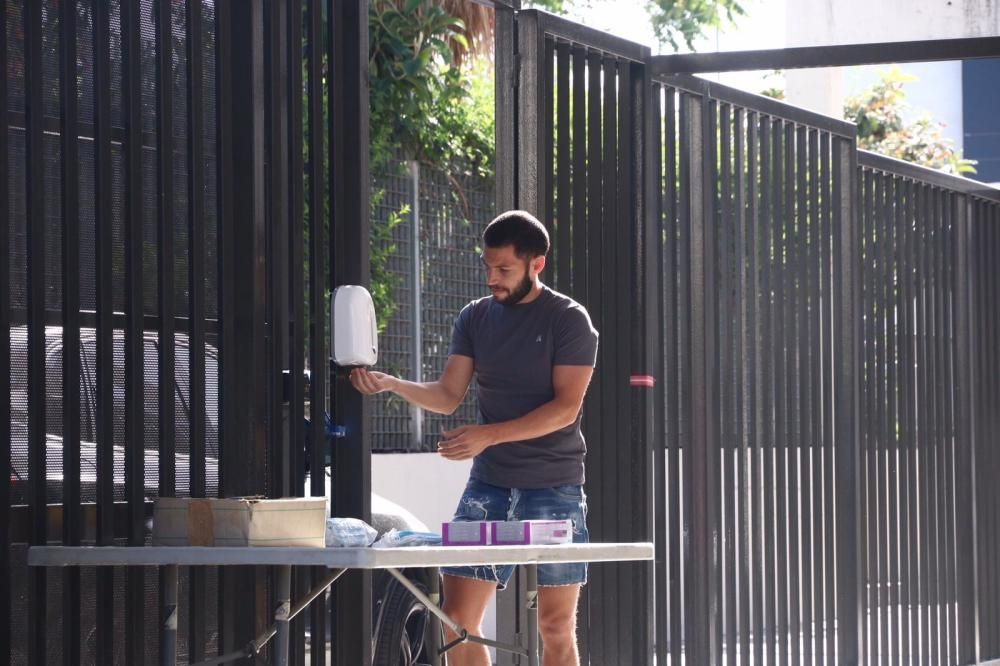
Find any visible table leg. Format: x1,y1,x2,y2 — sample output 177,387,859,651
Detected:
428,568,442,666
526,564,539,666
273,565,292,666
161,565,178,666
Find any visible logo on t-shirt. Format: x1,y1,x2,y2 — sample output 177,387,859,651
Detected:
535,335,542,343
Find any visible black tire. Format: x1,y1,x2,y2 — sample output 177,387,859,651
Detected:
372,577,433,666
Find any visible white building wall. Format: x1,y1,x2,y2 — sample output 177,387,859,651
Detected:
785,0,999,145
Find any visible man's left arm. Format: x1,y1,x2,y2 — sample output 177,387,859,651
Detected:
437,364,594,461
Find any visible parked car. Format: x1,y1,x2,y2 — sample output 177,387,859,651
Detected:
8,325,436,665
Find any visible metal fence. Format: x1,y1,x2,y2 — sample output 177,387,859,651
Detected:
3,0,372,664
505,9,1000,665
370,160,493,452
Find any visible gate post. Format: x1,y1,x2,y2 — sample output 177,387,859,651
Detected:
953,194,980,665
833,136,863,665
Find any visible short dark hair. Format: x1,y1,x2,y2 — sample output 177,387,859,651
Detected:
483,210,550,259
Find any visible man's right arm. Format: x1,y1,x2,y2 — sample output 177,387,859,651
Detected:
348,354,474,415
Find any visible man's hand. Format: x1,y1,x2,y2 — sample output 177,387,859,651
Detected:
437,424,498,461
349,368,397,395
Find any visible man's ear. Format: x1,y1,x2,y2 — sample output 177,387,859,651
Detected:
531,255,546,276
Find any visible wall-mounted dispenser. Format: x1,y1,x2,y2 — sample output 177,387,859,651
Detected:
330,285,378,367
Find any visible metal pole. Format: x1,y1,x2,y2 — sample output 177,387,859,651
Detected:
161,565,178,666
428,568,443,666
410,160,424,447
273,565,292,666
526,564,539,666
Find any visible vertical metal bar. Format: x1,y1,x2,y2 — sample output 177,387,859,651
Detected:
157,0,177,503
933,188,948,666
266,0,291,501
791,123,806,666
273,565,292,666
161,565,179,666
59,1,82,663
24,0,48,661
834,135,863,666
0,0,8,658
526,564,540,666
916,183,931,665
288,0,305,498
941,193,957,666
747,109,763,666
543,37,555,266
329,1,373,662
651,80,668,666
860,168,873,665
306,0,328,660
775,118,790,666
879,172,892,666
684,89,721,666
953,194,979,666
666,86,684,666
899,177,915,666
887,174,902,666
582,50,603,663
719,102,736,666
92,0,115,660
570,46,586,304
122,2,148,659
217,0,268,655
287,2,307,658
760,114,776,666
874,171,888,666
187,0,208,658
807,127,822,666
929,188,943,666
820,131,835,666
494,2,516,210
556,41,570,292
515,11,545,217
157,0,178,661
600,53,619,664
735,106,752,666
750,111,766,666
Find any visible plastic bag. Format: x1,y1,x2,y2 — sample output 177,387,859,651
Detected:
372,528,442,548
325,517,378,547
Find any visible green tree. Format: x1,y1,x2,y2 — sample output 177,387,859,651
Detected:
844,67,976,175
527,0,746,51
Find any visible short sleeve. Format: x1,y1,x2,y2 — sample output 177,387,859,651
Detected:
554,305,599,367
448,302,475,358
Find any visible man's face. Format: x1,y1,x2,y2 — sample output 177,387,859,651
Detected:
482,245,542,306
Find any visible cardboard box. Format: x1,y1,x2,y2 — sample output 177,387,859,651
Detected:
153,497,327,548
442,521,490,546
491,520,573,546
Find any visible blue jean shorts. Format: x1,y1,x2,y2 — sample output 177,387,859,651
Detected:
440,478,589,590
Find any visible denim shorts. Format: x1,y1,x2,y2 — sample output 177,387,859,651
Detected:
440,478,589,590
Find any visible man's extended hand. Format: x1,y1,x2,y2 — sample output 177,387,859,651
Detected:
349,368,397,395
437,424,499,461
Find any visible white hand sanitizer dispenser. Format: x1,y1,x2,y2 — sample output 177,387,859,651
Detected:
330,285,378,367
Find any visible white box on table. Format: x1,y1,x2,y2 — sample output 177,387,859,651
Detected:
153,497,326,548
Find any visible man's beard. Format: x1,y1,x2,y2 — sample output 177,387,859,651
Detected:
495,272,534,306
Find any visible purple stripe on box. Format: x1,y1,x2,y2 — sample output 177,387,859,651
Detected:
442,521,488,546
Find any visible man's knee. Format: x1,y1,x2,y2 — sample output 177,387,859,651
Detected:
538,603,577,643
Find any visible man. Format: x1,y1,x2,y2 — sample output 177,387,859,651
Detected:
350,210,598,666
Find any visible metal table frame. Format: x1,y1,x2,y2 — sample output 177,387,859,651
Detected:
28,542,653,666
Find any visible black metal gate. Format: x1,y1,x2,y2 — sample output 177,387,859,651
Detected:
502,8,1000,665
3,0,371,664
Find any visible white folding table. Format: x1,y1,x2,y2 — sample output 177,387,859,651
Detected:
29,542,653,666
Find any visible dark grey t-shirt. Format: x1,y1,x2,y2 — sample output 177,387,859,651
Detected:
448,285,599,488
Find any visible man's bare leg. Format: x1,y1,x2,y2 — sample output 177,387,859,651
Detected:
441,574,496,666
537,584,581,666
